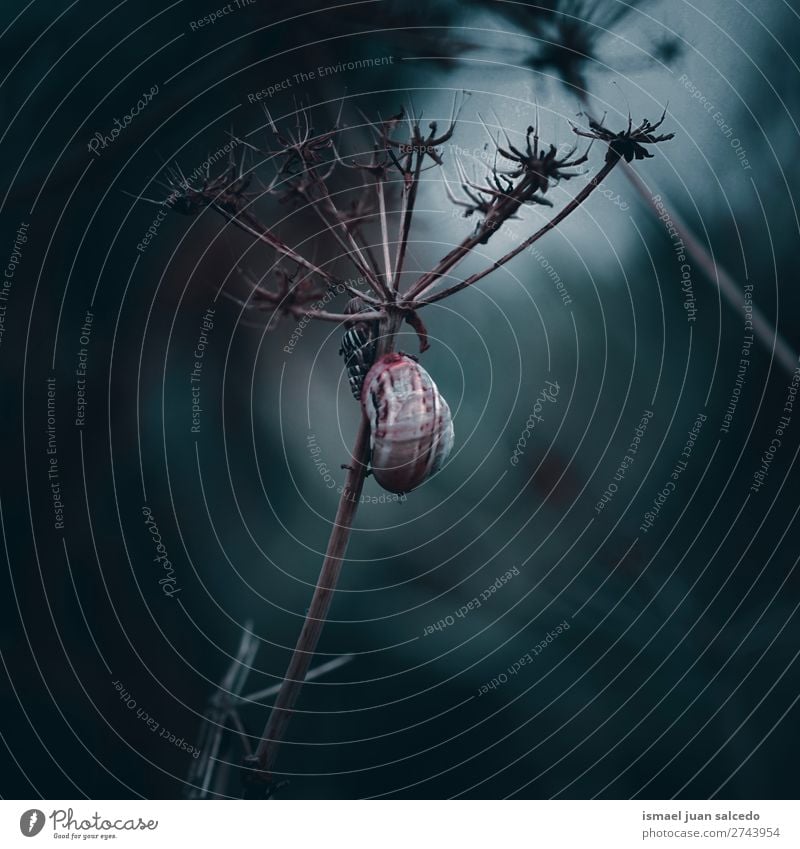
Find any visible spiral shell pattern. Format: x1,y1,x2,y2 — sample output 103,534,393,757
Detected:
361,353,454,494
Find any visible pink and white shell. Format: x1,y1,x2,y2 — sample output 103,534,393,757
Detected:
361,353,454,494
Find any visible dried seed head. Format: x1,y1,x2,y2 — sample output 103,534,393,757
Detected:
572,110,675,163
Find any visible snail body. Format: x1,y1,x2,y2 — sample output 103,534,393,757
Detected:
361,353,454,494
338,297,379,399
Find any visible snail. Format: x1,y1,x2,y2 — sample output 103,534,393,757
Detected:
360,353,454,494
339,301,454,493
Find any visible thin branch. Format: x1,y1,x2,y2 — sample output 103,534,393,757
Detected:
212,202,337,285
228,709,253,757
353,229,383,279
406,223,497,303
223,289,380,326
376,177,394,292
393,150,425,289
622,162,799,376
240,654,354,703
213,203,386,317
282,306,383,324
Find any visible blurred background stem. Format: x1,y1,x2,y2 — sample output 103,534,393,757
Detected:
577,91,798,376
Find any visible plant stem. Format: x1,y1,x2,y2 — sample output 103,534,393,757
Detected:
393,151,424,286
620,163,798,376
251,414,371,783
248,313,402,793
376,178,394,292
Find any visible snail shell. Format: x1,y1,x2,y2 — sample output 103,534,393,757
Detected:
361,353,454,494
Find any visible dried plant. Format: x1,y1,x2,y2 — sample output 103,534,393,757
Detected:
147,94,673,796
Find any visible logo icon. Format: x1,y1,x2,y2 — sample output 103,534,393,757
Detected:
19,810,45,837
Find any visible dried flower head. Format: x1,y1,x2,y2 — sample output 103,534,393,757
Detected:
442,115,590,244
572,109,675,163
